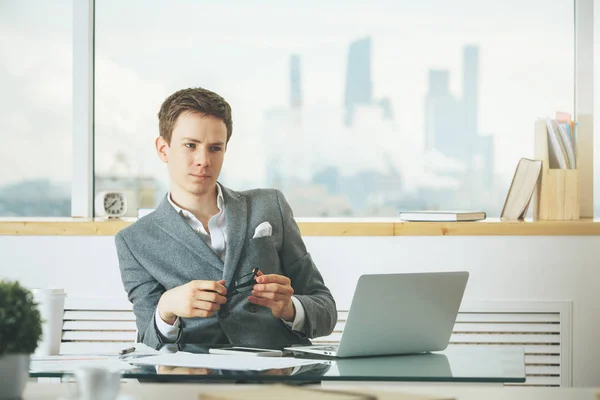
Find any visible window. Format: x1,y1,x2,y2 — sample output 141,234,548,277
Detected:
92,1,571,217
0,1,72,217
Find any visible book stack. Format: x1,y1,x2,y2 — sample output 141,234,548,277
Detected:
533,112,580,220
544,113,577,169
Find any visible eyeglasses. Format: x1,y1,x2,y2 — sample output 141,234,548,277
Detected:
226,268,259,300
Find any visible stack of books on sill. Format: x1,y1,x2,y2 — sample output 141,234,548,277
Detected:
544,111,578,170
533,111,580,220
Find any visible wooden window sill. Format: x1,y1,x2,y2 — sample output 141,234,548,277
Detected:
1,218,600,236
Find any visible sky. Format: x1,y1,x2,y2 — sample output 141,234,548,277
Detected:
0,0,591,199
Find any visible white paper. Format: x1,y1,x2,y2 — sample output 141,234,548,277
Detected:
31,343,159,359
130,352,325,371
125,342,161,355
30,356,137,372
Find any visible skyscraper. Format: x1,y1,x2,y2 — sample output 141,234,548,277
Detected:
425,70,447,150
424,69,465,159
463,45,479,141
463,45,494,186
429,70,450,97
344,37,372,126
290,54,302,109
424,45,495,192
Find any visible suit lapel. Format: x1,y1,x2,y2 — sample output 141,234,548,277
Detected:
153,195,224,272
221,186,247,286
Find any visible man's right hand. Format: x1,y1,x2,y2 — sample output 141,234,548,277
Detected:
157,280,227,324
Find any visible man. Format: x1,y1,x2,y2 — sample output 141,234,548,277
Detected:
115,87,337,348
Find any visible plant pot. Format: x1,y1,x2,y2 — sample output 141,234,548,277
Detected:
0,354,30,399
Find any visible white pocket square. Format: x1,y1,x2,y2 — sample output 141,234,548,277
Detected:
253,221,272,238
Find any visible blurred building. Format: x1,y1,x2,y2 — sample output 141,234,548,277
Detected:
343,37,394,127
424,45,495,192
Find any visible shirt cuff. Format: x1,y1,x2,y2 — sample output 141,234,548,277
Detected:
154,308,180,341
282,296,306,333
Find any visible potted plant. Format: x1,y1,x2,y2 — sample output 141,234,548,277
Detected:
0,281,42,399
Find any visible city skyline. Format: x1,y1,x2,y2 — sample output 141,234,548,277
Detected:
0,35,498,216
0,30,572,215
261,37,498,216
2,0,589,217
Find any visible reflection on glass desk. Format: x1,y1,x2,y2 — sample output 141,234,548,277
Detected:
30,345,525,384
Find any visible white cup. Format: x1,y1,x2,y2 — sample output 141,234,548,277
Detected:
32,288,66,356
74,367,121,400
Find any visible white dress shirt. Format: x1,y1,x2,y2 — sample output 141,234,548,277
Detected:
155,184,306,341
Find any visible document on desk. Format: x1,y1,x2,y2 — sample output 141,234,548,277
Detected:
130,352,326,371
30,355,138,372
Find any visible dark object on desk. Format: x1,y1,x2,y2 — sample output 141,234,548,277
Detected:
398,211,486,222
119,346,136,355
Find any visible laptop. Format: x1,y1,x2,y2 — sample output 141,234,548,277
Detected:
285,271,469,358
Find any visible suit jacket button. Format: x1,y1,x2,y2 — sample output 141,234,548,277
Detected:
247,305,257,313
220,309,230,318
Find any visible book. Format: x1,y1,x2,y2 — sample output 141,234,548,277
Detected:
544,116,578,169
398,211,486,222
554,111,578,169
500,157,543,221
198,385,454,400
556,122,576,168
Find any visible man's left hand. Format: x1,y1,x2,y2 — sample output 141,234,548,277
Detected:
248,270,295,321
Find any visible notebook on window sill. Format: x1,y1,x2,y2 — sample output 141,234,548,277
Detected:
398,210,486,222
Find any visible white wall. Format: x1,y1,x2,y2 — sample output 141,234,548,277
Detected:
1,235,599,386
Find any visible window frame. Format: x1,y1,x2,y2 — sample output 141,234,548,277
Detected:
70,0,594,220
72,0,95,218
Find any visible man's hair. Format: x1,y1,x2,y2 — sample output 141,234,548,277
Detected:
158,87,233,144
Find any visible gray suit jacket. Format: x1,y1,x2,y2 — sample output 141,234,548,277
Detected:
115,185,337,348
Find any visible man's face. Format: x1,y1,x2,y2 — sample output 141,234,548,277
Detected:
156,112,227,197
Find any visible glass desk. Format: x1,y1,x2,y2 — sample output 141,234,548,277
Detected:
30,345,526,384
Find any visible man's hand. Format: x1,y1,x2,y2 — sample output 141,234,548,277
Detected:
248,271,295,321
157,280,227,324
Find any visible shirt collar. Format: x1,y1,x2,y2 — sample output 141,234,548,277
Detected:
168,183,225,218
